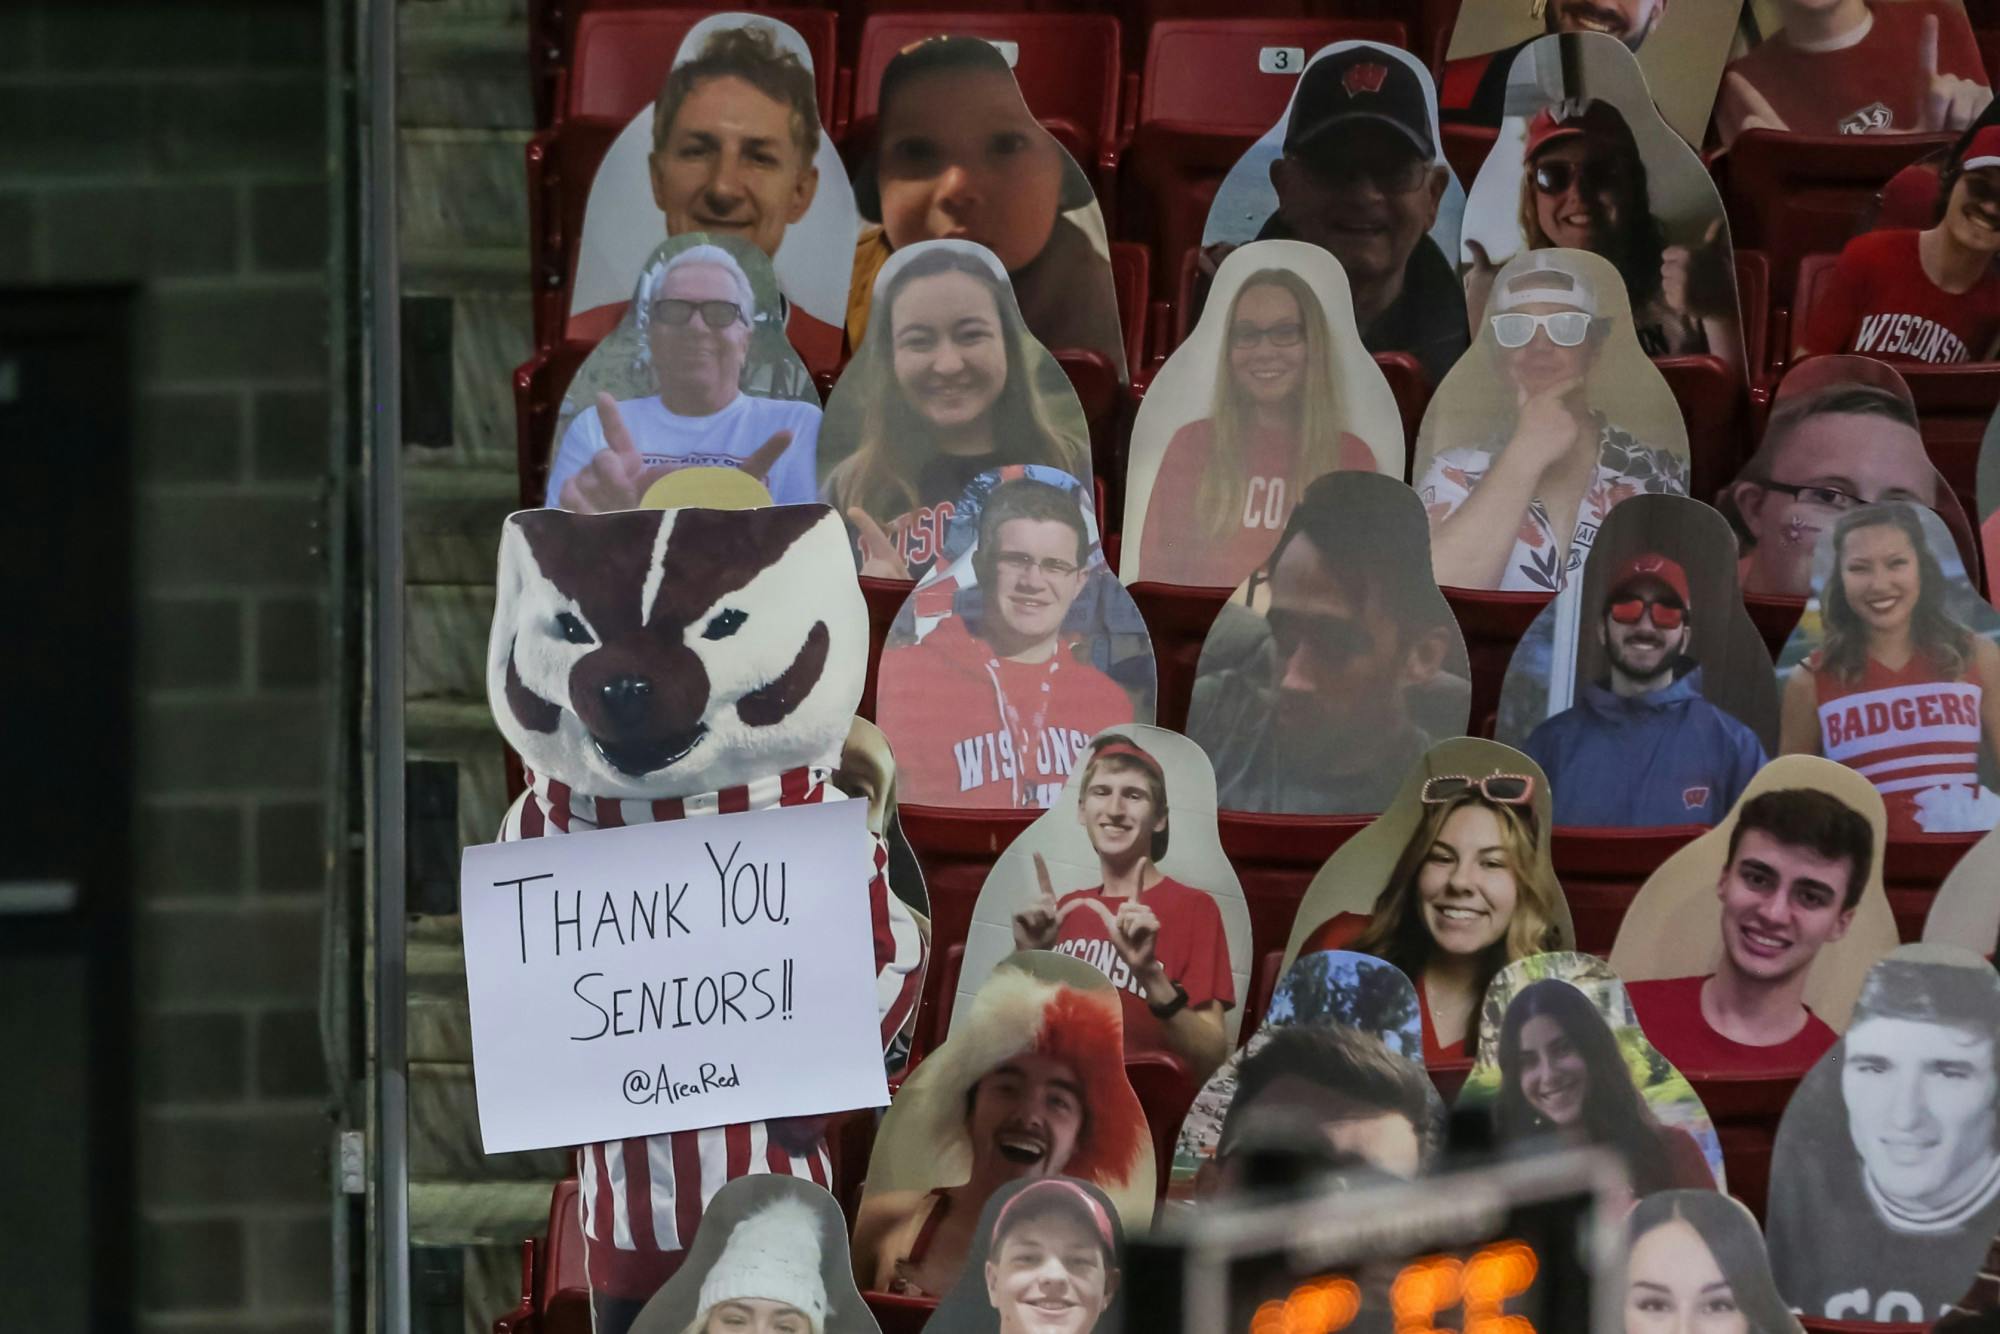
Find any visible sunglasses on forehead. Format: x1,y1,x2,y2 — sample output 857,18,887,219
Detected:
1421,774,1535,805
651,297,746,330
1490,310,1591,348
1608,596,1684,629
1532,158,1625,197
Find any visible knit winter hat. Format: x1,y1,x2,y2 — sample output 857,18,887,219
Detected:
694,1197,829,1332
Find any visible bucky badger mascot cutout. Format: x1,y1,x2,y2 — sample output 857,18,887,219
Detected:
487,503,928,1334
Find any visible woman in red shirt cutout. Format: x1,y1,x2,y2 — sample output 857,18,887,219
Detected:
1303,774,1565,1065
1136,268,1377,589
1798,123,2000,364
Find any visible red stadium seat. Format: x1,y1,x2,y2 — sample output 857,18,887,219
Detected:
1439,123,1496,196
896,806,1038,1046
1787,252,1840,366
1126,583,1227,731
493,1177,589,1334
1687,1074,1801,1224
514,342,595,509
1884,834,1981,941
1734,248,1772,379
1445,590,1552,738
1900,363,2000,529
1654,355,1751,503
1126,1050,1201,1195
865,1292,938,1334
563,8,842,127
527,118,625,350
1875,157,1946,230
1117,18,1409,299
1719,130,1957,304
1549,826,1704,956
1109,239,1151,382
1374,351,1432,461
851,13,1124,189
1241,948,1286,1031
1219,813,1374,966
858,577,909,719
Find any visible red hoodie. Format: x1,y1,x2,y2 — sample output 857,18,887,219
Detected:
876,615,1137,809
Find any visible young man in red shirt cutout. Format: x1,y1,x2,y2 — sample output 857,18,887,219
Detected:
1628,787,1870,1075
1012,736,1236,1080
877,478,1135,809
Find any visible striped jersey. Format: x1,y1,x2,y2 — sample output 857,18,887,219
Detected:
499,764,927,1300
1811,649,1982,837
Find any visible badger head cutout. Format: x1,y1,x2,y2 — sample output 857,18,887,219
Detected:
487,505,867,799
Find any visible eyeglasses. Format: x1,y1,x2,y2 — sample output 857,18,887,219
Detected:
993,551,1082,579
651,298,746,330
1421,774,1535,805
1229,321,1306,350
1755,480,1865,513
1266,609,1373,665
1490,310,1591,348
1532,158,1625,197
1607,597,1685,629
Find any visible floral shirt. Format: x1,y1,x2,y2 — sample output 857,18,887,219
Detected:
1417,419,1687,592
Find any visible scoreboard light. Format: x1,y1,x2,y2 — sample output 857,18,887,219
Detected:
1122,1149,1625,1334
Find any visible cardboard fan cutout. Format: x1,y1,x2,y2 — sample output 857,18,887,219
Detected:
1457,34,1746,380
836,717,931,921
544,234,822,512
1119,240,1406,590
1200,42,1470,390
920,1177,1128,1334
1775,500,2000,836
1495,493,1778,828
955,725,1253,1080
1456,952,1728,1195
1765,944,2000,1324
1609,755,1900,1063
1624,1191,1806,1334
851,951,1155,1301
1183,471,1474,816
566,14,859,369
485,504,927,1311
1415,248,1691,593
818,239,1095,586
628,1176,880,1334
1280,737,1576,1066
876,468,1156,810
1921,820,2000,954
1730,356,1973,601
1719,0,1993,145
1441,0,1744,145
848,35,1127,381
1167,951,1445,1215
1977,388,2000,595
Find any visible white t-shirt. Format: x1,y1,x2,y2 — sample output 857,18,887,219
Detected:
544,392,822,508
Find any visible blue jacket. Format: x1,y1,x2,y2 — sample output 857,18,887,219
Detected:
1524,668,1767,828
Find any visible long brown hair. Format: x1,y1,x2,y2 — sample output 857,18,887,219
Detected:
1818,504,1970,684
825,247,1087,523
1516,110,1664,308
1352,791,1563,1049
1193,269,1350,539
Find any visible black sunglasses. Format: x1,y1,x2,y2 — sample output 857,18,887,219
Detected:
651,297,746,330
1532,158,1625,197
1266,609,1373,665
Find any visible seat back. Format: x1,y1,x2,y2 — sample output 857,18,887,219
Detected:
513,342,596,510
566,8,841,126
1721,131,1956,304
1122,19,1408,300
1549,827,1703,955
1733,248,1771,379
1654,354,1749,502
527,119,626,350
1884,834,1983,942
1687,1073,1801,1224
1901,364,2000,534
852,13,1123,173
1218,812,1375,965
1127,584,1227,732
1444,589,1553,738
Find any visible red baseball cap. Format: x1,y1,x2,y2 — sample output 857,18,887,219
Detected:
1960,125,2000,172
1523,98,1627,159
1608,552,1690,605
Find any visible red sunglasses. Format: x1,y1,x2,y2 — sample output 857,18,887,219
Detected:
1608,597,1684,630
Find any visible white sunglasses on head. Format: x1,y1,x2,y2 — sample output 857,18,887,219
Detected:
1490,310,1592,348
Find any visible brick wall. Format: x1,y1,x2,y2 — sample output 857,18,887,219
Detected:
1,2,335,1328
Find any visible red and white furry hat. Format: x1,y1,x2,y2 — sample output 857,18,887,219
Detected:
881,957,1154,1224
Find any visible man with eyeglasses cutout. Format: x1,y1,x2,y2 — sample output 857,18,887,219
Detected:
1626,787,1867,1078
1188,472,1455,816
545,244,822,511
1242,46,1469,387
1524,551,1765,827
876,478,1135,810
1726,383,1941,600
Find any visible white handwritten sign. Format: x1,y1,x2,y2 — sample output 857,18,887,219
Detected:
460,799,890,1154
